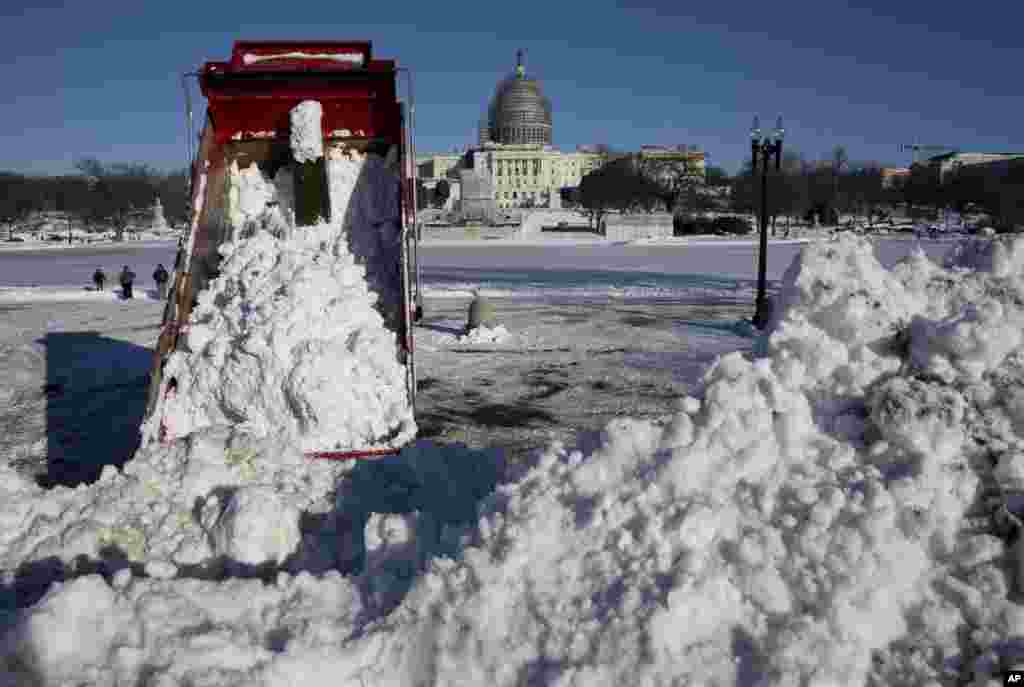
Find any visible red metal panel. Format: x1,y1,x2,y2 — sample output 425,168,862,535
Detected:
206,99,384,145
199,48,401,145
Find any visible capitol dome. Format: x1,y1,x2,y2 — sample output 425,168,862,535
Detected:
485,50,552,146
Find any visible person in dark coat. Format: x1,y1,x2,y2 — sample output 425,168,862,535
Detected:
153,263,170,299
119,265,136,299
92,267,106,291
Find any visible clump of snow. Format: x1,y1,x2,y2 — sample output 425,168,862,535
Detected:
208,486,302,566
4,234,1024,686
225,160,287,241
4,575,126,685
289,100,324,163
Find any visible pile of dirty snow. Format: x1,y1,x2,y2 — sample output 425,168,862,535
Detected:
4,234,1024,686
0,431,352,574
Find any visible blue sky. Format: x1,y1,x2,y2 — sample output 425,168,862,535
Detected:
1,0,1021,176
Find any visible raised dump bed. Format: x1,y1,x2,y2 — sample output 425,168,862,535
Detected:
144,41,420,460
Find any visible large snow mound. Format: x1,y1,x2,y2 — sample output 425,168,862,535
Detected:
143,228,414,452
142,152,414,452
4,235,1024,686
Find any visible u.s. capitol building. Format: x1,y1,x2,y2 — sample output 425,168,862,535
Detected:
417,51,705,220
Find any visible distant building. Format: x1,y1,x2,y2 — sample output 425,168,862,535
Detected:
416,50,706,212
880,167,911,188
637,144,707,183
481,49,553,147
416,154,461,182
917,152,1024,183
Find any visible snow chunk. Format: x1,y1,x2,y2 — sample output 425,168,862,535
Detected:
5,576,123,684
289,100,324,163
870,377,966,465
209,487,302,566
909,301,1024,383
227,160,278,238
771,234,915,347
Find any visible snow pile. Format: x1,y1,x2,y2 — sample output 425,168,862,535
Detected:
144,226,415,452
143,121,414,452
0,441,504,686
0,430,352,573
4,235,1024,686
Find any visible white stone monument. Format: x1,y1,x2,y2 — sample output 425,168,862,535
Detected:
151,196,169,231
548,189,561,210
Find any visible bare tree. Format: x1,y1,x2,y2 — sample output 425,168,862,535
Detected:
0,172,35,241
829,146,850,221
634,154,704,215
73,158,158,241
767,152,810,234
577,158,660,231
844,164,885,225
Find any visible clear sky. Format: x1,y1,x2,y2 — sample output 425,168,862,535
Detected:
2,0,1021,176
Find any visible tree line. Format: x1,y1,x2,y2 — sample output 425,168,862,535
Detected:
568,152,717,231
734,147,1024,232
0,159,189,242
565,145,1024,233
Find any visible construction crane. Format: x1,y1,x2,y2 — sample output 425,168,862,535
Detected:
898,143,959,166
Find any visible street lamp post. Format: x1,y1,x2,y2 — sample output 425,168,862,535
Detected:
750,115,784,329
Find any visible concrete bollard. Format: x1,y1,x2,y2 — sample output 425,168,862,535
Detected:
466,291,496,332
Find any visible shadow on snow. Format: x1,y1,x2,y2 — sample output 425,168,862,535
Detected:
37,331,152,489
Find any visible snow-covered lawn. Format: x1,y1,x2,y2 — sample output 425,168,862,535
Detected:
0,286,165,303
0,236,179,252
1,235,1023,686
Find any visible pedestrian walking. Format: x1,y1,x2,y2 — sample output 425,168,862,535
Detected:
119,265,136,299
92,267,106,291
153,263,170,300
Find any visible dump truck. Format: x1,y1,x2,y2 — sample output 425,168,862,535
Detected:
145,40,421,460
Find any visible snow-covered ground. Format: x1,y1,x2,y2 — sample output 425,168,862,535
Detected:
2,234,1024,686
0,232,181,251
